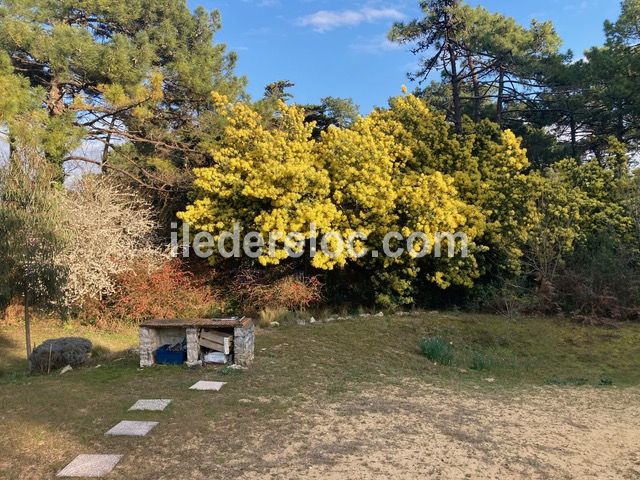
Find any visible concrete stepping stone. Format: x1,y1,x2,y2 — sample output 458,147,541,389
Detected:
189,380,226,391
105,420,159,437
128,399,172,411
57,454,123,477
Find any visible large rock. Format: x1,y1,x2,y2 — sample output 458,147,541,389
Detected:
29,337,93,373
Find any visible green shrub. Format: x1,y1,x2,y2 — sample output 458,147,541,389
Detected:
469,352,493,371
554,233,640,320
419,337,454,365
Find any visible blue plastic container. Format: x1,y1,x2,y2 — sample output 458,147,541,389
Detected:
155,344,187,365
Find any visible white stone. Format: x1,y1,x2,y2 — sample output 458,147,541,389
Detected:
57,454,123,477
105,421,158,437
128,399,172,412
189,380,226,391
228,364,247,370
60,365,73,375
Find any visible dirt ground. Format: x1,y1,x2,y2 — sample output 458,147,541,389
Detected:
3,316,640,479
227,383,640,480
3,381,638,479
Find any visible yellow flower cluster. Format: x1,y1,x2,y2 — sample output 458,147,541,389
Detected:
179,92,536,299
180,94,346,268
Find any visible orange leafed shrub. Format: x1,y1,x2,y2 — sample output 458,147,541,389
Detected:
231,269,323,312
107,260,219,324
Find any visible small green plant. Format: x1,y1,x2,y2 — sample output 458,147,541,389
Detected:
219,366,243,376
469,352,493,371
419,337,454,365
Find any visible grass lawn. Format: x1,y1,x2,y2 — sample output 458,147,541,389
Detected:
1,312,640,479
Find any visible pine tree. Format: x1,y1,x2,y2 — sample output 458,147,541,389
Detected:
0,0,246,185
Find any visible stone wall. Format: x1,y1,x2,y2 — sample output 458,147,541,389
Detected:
233,322,255,367
185,328,200,367
140,320,255,368
139,327,186,368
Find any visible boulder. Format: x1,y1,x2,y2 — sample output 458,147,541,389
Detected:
29,337,93,373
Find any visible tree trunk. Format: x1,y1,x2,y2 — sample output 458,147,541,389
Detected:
570,113,577,159
24,291,32,360
467,54,482,123
616,105,625,142
497,66,505,125
448,46,463,133
47,78,65,116
443,12,462,134
101,116,117,174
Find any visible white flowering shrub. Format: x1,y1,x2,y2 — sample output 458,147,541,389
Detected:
58,175,163,308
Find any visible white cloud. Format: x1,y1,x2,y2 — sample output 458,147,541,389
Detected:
562,1,589,12
350,34,403,54
242,0,280,7
298,7,405,33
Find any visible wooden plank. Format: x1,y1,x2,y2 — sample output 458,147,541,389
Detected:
198,335,227,349
200,330,232,354
200,330,232,339
198,336,231,354
200,330,232,342
198,337,226,353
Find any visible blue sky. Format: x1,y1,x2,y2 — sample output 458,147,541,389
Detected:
191,0,623,113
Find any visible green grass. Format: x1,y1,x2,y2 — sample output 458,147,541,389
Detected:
469,351,494,371
3,312,640,389
0,321,138,377
1,312,640,478
419,336,454,365
381,313,640,386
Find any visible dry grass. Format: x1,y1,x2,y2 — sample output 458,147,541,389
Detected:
0,320,137,376
1,313,640,479
257,306,290,327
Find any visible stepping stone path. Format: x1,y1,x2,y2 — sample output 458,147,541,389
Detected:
57,454,123,478
105,420,159,437
128,399,172,411
189,380,226,391
59,379,226,476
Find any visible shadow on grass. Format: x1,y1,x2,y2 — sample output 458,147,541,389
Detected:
0,345,233,478
0,331,28,376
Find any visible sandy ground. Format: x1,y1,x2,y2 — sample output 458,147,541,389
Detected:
227,384,640,480
2,382,639,479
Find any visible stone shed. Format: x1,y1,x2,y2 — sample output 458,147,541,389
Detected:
139,317,254,368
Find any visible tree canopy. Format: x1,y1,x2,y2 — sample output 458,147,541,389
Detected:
0,0,246,184
0,0,638,321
